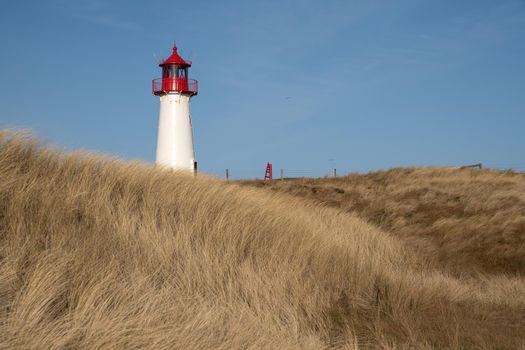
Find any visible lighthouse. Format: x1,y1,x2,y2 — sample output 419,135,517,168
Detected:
152,42,198,172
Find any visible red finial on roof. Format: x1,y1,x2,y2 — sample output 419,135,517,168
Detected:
159,41,191,67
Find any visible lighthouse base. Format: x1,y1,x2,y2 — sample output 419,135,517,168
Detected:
155,93,196,172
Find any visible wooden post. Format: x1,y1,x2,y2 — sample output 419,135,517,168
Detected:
280,168,284,180
225,168,229,181
333,168,337,177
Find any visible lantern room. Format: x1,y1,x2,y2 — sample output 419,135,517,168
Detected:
152,43,198,96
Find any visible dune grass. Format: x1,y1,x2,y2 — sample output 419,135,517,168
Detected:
243,168,525,277
0,131,524,349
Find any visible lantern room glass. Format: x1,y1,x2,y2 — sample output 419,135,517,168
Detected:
162,65,188,79
176,67,187,78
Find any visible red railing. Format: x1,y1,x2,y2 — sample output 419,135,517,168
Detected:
152,78,198,95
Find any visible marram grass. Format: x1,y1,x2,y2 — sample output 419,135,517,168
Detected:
0,131,524,349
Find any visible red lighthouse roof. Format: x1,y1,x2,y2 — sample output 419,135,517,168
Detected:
159,43,191,67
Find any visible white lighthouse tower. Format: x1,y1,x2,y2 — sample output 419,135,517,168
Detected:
152,42,199,172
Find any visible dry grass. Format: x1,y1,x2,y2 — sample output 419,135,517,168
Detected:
1,131,524,349
243,168,525,277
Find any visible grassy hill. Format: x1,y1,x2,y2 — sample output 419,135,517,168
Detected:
243,168,525,277
1,131,524,349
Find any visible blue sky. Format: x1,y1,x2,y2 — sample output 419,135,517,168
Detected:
1,0,524,178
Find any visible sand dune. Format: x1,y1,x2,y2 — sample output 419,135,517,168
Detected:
1,131,524,349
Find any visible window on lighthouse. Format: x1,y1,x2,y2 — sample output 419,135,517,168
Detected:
162,66,187,78
176,67,187,78
162,66,175,78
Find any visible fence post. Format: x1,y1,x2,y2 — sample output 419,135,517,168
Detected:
333,168,337,177
225,168,229,181
280,168,284,180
